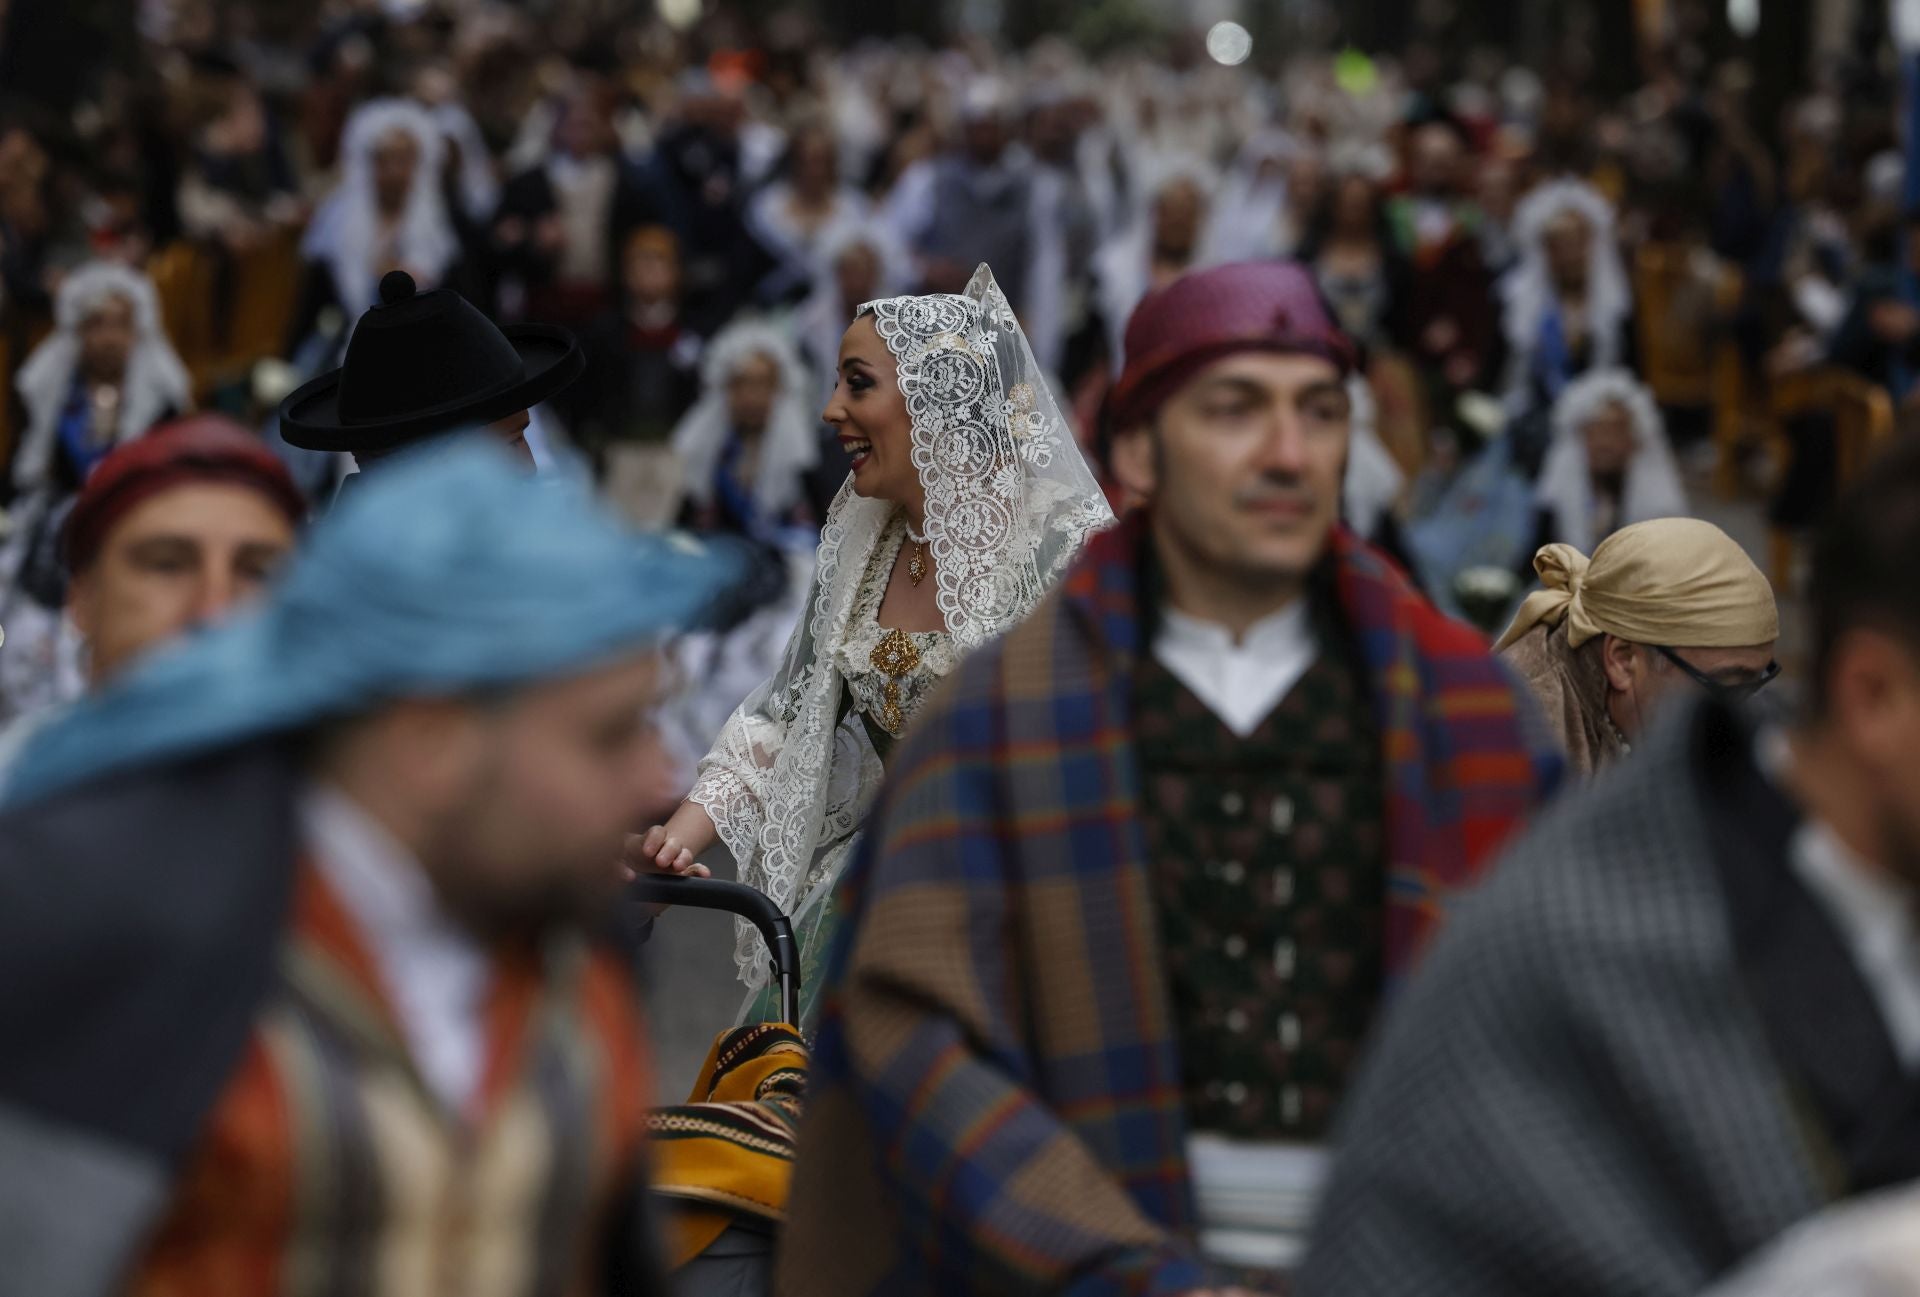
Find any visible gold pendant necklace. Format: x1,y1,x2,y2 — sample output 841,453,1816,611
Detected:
905,523,930,586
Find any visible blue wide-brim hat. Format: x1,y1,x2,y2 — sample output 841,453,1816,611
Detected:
4,439,745,808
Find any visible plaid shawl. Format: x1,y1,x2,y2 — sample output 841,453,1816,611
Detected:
777,513,1559,1297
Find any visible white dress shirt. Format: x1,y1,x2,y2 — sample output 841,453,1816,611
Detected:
1152,600,1318,738
302,785,492,1115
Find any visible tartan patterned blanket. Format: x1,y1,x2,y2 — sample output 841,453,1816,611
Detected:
778,512,1559,1296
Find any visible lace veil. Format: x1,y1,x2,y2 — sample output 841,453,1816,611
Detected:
689,264,1113,991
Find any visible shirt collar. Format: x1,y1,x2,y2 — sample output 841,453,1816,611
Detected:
300,783,469,962
1157,598,1313,657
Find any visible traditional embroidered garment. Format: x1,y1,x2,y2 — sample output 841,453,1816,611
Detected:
1296,700,1920,1296
132,862,650,1295
776,512,1558,1296
1136,601,1388,1143
687,264,1112,1014
833,516,958,752
648,1022,808,1268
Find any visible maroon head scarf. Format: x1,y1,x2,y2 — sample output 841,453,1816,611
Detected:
65,416,307,574
1109,261,1358,429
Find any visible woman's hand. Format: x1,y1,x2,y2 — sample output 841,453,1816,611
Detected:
624,801,721,916
631,800,719,873
626,825,712,880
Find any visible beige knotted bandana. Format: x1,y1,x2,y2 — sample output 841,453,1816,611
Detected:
1495,517,1779,652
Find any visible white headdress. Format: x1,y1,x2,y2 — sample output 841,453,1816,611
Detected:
1535,368,1687,554
1499,179,1632,367
302,98,459,317
1096,161,1219,368
669,320,821,528
430,99,501,223
690,265,1113,991
1203,128,1301,264
12,263,192,494
794,216,911,393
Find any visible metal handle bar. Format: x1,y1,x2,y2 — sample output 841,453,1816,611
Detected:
630,874,800,1026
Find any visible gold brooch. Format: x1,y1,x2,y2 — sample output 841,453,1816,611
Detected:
868,628,922,735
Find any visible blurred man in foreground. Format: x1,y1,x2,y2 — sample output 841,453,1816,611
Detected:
1496,517,1779,776
0,441,738,1296
778,263,1557,1296
0,415,306,781
1298,436,1920,1294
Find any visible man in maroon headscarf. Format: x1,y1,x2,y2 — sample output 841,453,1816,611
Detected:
0,416,305,784
777,262,1559,1297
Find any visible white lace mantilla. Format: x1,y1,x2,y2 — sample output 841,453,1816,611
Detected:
689,264,1115,993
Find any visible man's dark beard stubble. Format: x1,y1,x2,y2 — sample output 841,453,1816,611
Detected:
418,765,621,946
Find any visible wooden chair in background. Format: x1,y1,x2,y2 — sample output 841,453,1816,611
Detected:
1766,367,1895,590
147,239,217,393
1366,350,1429,482
1632,242,1749,497
147,229,302,402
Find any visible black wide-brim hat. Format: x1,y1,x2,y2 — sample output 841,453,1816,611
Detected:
280,271,586,454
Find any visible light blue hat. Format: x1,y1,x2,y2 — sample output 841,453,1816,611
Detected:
5,439,744,807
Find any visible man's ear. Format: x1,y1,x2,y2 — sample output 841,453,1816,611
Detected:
1108,425,1158,502
1599,633,1638,692
1824,627,1920,771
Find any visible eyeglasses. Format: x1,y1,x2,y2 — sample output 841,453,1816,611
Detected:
1654,646,1780,704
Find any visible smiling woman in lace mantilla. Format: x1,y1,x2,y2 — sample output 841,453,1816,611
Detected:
636,264,1113,1025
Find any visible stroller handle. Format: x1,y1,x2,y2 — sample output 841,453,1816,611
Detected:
631,875,801,1027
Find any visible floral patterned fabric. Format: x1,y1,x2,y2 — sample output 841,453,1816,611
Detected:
1134,611,1388,1142
833,516,958,745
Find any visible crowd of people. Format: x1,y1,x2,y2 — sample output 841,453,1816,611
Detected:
3,2,1920,1295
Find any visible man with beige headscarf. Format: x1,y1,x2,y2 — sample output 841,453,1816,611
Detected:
1494,518,1779,776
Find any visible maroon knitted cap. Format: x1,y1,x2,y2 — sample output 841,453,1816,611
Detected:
65,416,307,574
1109,261,1357,429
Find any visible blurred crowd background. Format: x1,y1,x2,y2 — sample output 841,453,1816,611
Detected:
0,0,1912,1087
0,0,1909,802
